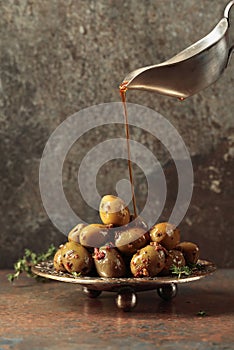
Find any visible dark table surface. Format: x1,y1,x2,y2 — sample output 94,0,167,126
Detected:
0,268,234,350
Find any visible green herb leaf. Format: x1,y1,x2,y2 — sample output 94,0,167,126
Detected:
7,244,57,283
197,310,207,317
170,265,192,279
71,272,81,278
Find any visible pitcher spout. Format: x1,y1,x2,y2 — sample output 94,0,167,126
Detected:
122,1,233,99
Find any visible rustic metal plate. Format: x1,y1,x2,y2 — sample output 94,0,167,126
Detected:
32,259,216,292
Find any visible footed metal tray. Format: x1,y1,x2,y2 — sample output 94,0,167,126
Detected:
32,259,216,311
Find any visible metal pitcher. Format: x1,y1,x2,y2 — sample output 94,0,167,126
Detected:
121,1,234,99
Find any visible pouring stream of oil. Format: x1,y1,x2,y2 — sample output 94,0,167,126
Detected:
119,82,138,218
119,82,186,218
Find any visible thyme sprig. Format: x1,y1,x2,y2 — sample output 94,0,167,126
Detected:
71,272,81,278
7,244,57,282
170,264,193,279
197,310,207,317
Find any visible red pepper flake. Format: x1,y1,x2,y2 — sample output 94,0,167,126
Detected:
66,262,73,270
142,268,149,277
94,248,105,260
135,271,141,277
151,242,167,254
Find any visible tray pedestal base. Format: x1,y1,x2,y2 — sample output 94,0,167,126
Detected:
82,283,178,311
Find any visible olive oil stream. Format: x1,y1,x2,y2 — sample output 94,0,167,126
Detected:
119,82,138,219
119,84,185,219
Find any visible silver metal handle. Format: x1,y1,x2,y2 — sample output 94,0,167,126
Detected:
224,1,234,64
224,0,234,19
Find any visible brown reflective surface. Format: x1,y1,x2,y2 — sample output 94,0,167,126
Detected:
1,269,234,349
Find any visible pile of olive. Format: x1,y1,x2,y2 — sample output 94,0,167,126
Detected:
53,195,200,278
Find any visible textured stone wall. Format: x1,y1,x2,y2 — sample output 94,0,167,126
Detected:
0,0,233,268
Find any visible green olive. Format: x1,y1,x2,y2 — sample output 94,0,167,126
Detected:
130,243,165,277
99,195,130,226
160,250,185,276
129,215,148,231
68,223,87,244
93,246,126,277
79,224,109,248
175,241,199,264
115,227,149,256
53,246,66,272
149,222,180,250
61,241,93,274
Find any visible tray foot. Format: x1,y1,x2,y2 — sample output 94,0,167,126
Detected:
115,287,137,312
82,287,102,298
157,283,178,301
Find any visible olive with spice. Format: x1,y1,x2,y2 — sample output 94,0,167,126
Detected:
150,222,180,250
79,224,110,248
115,227,149,256
68,223,87,244
61,241,93,274
99,195,130,226
130,243,166,277
160,249,185,276
175,241,199,265
93,245,126,278
53,246,66,272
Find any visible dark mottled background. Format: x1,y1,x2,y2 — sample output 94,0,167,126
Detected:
0,0,233,268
